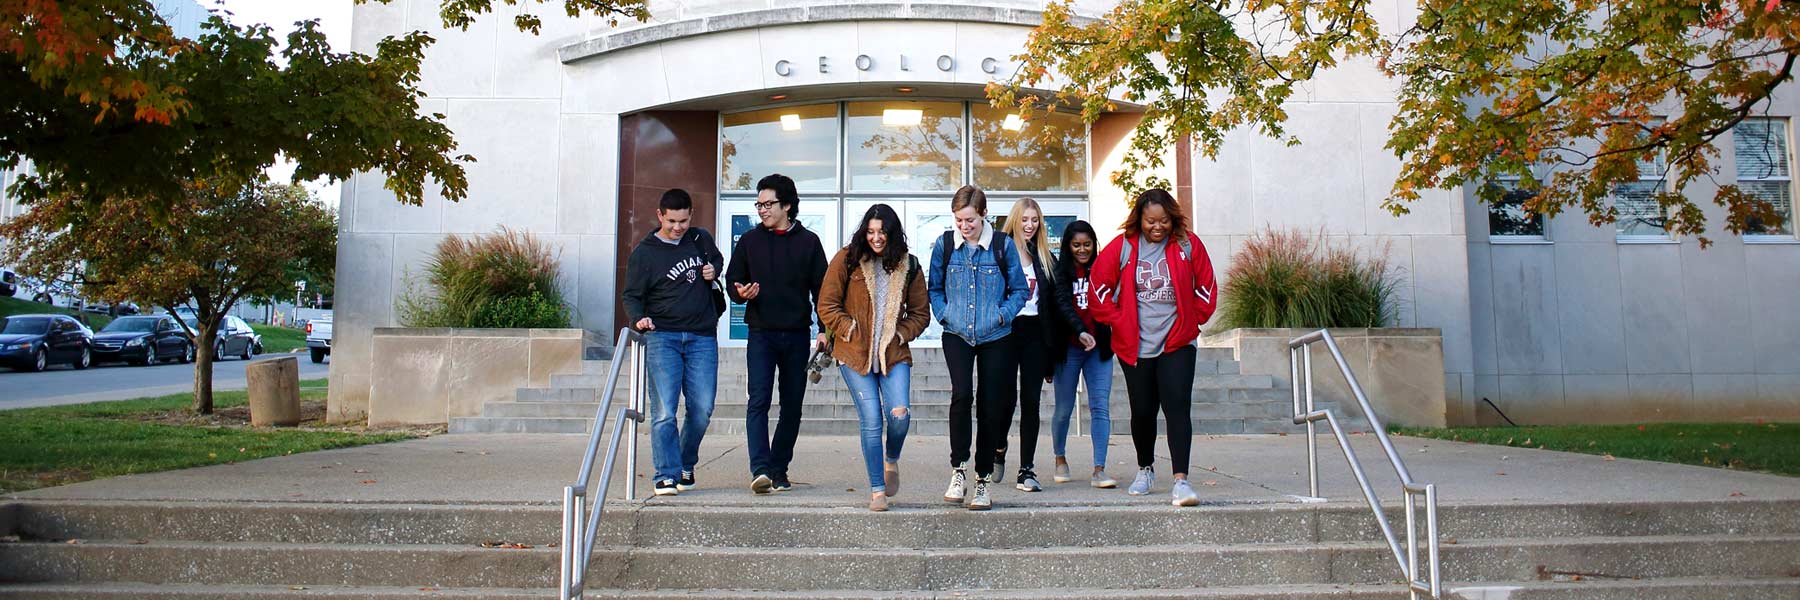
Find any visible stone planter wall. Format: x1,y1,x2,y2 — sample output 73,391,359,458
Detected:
368,328,597,426
1205,328,1455,428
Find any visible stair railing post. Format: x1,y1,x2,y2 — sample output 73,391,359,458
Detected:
625,334,643,501
1303,348,1319,499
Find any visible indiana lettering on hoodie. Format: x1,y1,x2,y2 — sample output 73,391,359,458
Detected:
623,228,723,334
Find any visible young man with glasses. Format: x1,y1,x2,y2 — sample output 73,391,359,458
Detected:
725,173,829,494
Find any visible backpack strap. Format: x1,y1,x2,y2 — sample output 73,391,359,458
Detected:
990,228,1011,278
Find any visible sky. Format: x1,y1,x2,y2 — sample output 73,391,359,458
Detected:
210,0,355,210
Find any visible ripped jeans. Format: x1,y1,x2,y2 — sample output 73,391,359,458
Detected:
840,361,912,493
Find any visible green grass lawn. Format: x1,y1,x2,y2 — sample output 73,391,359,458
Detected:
0,295,113,330
252,324,309,354
0,379,417,494
1393,422,1799,476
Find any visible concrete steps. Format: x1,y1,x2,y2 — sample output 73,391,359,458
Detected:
452,345,1369,435
8,580,1798,599
2,499,1797,598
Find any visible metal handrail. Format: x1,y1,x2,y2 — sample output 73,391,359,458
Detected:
1288,329,1441,599
560,328,648,600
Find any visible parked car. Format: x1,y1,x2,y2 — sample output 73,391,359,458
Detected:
180,315,259,360
82,301,141,316
1,270,17,298
0,314,94,371
305,313,332,364
91,315,194,366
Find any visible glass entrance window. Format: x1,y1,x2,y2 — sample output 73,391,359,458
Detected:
721,103,839,192
717,99,1092,345
846,101,966,192
972,104,1089,191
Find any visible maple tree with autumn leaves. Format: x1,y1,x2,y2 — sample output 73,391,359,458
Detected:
992,0,1799,244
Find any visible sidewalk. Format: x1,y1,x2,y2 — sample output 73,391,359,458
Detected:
12,432,1797,507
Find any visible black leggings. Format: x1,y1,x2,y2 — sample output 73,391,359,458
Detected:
1007,315,1050,471
1119,345,1195,476
943,333,1017,478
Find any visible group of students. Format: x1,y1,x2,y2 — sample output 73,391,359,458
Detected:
620,174,1217,512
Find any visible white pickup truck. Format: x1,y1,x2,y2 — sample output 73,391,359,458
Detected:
305,313,332,363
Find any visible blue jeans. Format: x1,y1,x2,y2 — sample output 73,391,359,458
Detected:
645,331,718,482
840,362,912,492
745,329,810,478
1052,346,1112,467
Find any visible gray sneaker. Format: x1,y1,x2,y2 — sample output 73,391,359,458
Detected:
943,465,968,503
1091,469,1118,489
1128,467,1155,496
1171,479,1200,507
1052,462,1072,483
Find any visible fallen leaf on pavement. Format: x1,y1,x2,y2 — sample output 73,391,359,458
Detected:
1202,480,1218,486
360,480,378,484
1729,491,1746,497
1602,454,1616,461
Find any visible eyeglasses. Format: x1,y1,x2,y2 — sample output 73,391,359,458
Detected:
754,201,780,210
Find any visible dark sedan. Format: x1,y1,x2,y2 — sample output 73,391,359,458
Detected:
180,315,258,360
0,314,94,372
91,315,194,366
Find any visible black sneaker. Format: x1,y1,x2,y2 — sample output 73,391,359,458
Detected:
678,470,696,491
653,479,679,496
1015,468,1043,492
771,474,793,492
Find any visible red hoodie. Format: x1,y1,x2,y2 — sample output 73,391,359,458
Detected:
1087,232,1218,366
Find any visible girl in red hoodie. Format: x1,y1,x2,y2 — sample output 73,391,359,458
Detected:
1087,189,1218,507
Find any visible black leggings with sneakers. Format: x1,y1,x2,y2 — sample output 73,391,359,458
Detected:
1119,345,1195,476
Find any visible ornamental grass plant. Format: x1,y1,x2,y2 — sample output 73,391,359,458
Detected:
1217,228,1400,330
398,227,571,328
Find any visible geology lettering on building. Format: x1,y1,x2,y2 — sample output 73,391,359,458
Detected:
773,55,1007,76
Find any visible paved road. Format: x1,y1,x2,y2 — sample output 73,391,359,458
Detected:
0,352,330,410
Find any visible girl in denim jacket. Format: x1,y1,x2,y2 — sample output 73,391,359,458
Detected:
928,185,1029,511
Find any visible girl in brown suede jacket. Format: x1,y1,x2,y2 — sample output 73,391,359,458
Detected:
816,203,932,512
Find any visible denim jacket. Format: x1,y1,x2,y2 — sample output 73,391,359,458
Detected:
928,223,1030,345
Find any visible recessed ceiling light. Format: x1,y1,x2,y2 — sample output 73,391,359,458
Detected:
895,87,915,93
1002,114,1025,131
780,114,802,131
882,108,924,126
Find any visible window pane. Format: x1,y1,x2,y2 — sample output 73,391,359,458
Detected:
721,104,839,192
846,101,965,192
1612,181,1668,237
971,105,1088,191
1735,119,1789,180
1742,179,1794,236
1486,184,1545,237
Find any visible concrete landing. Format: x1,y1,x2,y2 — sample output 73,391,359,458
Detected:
12,432,1796,508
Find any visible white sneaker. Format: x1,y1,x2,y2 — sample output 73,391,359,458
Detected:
1127,467,1155,496
943,465,968,503
967,476,992,511
1091,469,1118,489
1171,479,1200,507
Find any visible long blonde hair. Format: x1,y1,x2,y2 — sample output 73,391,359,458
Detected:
1003,197,1056,283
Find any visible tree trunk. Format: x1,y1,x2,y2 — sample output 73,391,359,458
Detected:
192,322,216,414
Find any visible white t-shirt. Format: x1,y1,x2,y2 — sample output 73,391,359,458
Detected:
1018,247,1039,317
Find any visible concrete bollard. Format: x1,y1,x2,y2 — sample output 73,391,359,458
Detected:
247,356,302,427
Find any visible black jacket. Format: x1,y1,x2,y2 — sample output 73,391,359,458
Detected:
725,221,828,331
622,228,725,334
1053,258,1113,362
